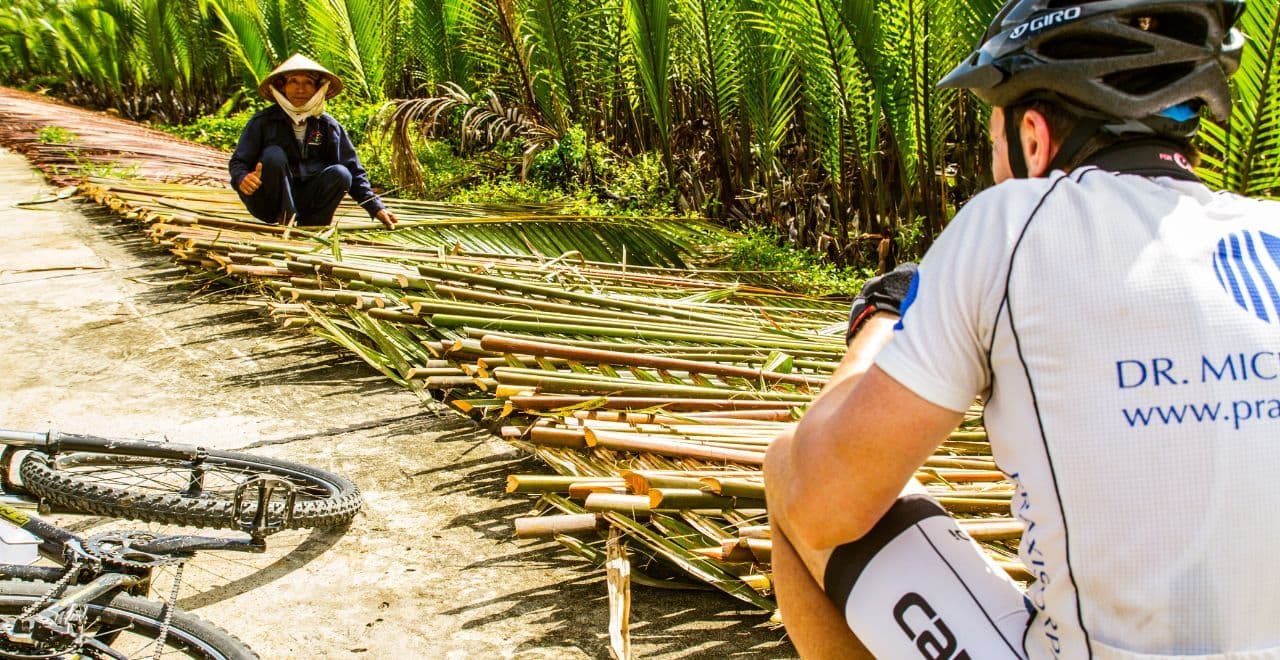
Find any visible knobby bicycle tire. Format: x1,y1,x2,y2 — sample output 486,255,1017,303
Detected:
0,579,257,659
18,450,361,531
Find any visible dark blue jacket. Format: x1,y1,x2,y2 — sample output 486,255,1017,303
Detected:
228,106,385,217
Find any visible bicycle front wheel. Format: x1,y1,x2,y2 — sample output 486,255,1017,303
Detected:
0,579,256,659
18,450,361,531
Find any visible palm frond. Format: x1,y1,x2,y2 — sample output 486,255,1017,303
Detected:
1199,0,1280,196
305,0,389,102
625,0,674,183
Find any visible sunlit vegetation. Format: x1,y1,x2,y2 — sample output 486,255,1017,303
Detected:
4,0,1278,268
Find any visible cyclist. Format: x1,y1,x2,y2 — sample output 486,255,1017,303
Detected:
764,0,1278,657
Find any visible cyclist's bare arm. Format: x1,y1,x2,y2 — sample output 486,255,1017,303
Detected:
766,344,963,580
766,313,1028,660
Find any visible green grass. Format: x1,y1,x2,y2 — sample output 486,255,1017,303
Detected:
37,126,77,144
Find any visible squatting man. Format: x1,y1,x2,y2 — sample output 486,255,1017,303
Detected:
229,54,397,229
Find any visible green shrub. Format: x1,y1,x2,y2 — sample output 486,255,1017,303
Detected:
722,228,870,297
444,176,569,205
164,113,253,151
595,151,671,213
327,100,383,146
527,126,587,185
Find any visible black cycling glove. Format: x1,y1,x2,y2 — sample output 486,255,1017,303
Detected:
845,262,918,345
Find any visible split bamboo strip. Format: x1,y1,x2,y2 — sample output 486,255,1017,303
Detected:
571,409,795,423
507,395,800,412
416,264,749,327
492,368,813,401
472,330,840,361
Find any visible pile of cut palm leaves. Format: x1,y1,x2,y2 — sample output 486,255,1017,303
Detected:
0,89,1024,623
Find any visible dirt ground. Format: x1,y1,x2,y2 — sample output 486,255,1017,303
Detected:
0,147,791,658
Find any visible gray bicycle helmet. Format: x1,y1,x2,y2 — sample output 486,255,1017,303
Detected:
938,0,1245,128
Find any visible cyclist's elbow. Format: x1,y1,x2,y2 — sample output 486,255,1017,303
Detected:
766,421,880,550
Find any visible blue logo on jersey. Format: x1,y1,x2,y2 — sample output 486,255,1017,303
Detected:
1213,230,1280,322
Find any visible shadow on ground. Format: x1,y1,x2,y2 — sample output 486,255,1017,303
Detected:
23,183,796,658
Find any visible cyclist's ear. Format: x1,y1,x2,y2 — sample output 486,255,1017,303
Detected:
1019,108,1058,178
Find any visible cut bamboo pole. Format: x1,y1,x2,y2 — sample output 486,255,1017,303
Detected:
506,476,624,493
648,489,742,511
699,478,765,499
585,494,652,516
957,519,1023,541
514,514,604,538
584,430,764,466
481,336,826,387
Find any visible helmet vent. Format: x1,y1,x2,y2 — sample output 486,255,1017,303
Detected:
1103,62,1196,95
1039,35,1153,60
1128,12,1209,46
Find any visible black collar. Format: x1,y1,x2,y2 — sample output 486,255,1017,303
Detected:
1078,139,1202,183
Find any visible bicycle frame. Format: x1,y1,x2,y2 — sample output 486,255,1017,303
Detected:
0,429,209,462
0,498,267,574
0,498,264,651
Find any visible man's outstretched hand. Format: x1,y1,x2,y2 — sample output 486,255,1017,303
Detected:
239,162,263,196
375,208,398,230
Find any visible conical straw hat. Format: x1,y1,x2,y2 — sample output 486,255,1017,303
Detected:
258,54,344,100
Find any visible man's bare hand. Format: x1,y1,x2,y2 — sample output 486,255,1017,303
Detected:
238,162,263,195
375,208,398,230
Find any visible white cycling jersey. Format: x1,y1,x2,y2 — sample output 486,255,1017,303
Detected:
876,156,1280,658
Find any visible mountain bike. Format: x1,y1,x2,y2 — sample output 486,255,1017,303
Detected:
0,429,361,535
0,491,271,658
0,427,368,658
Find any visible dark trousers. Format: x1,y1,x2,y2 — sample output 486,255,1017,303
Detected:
237,146,353,226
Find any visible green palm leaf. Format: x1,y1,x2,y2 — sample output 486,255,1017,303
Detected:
625,0,674,184
407,0,472,90
305,0,390,102
1199,0,1280,197
206,0,278,86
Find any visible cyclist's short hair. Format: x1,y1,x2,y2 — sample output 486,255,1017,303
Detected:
1008,99,1200,171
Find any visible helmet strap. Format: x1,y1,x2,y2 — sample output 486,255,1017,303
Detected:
1005,110,1028,179
1046,117,1104,173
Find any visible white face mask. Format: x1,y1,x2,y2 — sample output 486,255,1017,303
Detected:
271,80,330,125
